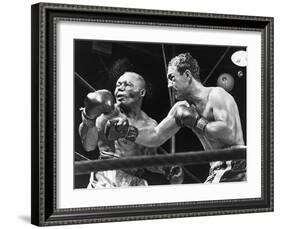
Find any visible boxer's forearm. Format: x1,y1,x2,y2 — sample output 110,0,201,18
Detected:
204,121,235,145
79,122,99,152
135,127,161,147
136,116,180,147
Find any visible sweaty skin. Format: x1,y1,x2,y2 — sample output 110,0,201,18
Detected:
136,87,244,150
195,87,244,150
136,60,244,151
95,105,159,158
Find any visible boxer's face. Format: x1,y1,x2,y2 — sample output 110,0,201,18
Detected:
114,72,145,107
167,65,189,100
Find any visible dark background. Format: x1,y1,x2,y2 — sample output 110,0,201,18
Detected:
74,39,247,188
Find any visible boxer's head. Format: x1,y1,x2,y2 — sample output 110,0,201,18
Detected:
114,72,146,107
167,52,200,100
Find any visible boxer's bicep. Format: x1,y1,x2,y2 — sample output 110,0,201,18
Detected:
213,106,230,125
96,116,116,152
205,109,235,144
205,90,236,144
79,122,99,152
81,115,111,152
212,92,237,128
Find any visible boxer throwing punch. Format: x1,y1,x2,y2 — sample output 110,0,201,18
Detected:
134,52,246,183
79,72,182,188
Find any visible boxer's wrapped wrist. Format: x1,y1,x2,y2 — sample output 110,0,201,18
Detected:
124,125,139,142
80,107,96,128
104,118,139,142
194,116,208,133
175,116,184,127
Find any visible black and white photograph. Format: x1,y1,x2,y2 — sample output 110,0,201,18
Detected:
1,0,279,227
29,2,273,226
74,40,247,189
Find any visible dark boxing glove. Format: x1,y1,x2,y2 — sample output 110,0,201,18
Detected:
81,90,115,127
174,105,208,133
104,118,139,142
84,90,115,119
166,166,185,184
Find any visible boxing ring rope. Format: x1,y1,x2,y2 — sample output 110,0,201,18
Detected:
75,151,91,161
75,72,96,92
75,146,246,175
202,47,230,85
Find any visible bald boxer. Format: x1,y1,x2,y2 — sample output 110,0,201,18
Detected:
79,72,180,188
133,52,246,183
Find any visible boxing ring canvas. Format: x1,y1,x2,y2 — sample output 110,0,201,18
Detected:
31,3,274,226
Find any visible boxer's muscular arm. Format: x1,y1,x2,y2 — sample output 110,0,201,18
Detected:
135,101,187,147
79,113,113,152
79,122,98,152
78,90,115,152
204,88,237,145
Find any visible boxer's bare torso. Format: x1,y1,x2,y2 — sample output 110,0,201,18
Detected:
192,87,244,150
135,87,244,152
96,105,158,158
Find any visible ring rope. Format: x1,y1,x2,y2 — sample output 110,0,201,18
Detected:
75,72,96,92
75,152,91,161
75,148,202,183
202,47,231,85
75,147,246,175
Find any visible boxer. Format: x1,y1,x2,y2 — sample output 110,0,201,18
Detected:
114,53,246,183
79,72,183,188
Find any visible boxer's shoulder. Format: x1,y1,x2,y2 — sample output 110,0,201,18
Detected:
208,87,235,108
209,87,230,100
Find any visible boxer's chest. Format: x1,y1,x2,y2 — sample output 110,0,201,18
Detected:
195,102,215,122
118,112,145,129
115,113,148,156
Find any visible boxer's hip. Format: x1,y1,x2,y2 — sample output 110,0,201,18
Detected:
205,159,246,184
87,151,148,188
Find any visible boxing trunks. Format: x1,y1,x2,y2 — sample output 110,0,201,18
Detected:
204,159,246,184
87,151,148,189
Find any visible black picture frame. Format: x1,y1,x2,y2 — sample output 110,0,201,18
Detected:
31,2,274,226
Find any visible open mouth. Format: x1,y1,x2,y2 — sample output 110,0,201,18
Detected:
116,94,126,101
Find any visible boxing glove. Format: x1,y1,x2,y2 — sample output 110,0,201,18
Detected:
104,118,139,142
174,105,208,133
84,89,115,119
166,166,185,184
